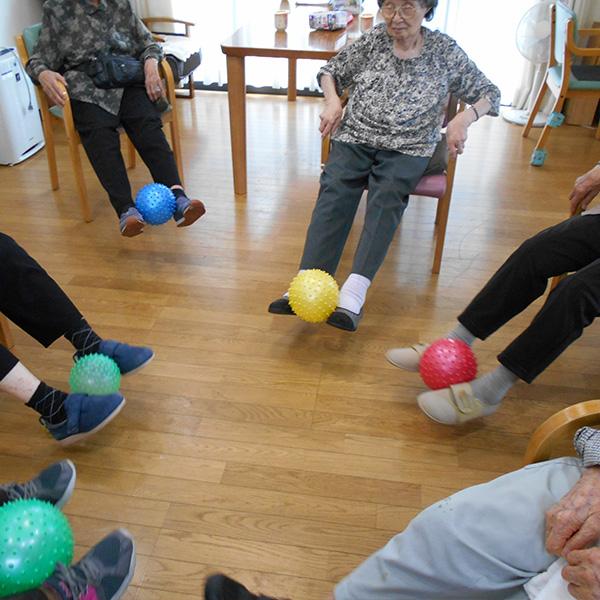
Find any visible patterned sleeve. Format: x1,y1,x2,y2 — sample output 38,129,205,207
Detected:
25,8,64,83
574,427,600,467
444,37,501,116
317,32,372,95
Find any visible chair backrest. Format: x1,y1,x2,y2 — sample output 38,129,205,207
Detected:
22,23,42,58
554,1,578,65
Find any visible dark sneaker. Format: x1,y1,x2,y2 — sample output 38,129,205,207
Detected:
43,529,136,600
174,197,206,227
326,307,362,332
205,574,285,600
75,340,154,376
41,393,125,446
268,297,295,315
119,207,145,238
0,460,76,509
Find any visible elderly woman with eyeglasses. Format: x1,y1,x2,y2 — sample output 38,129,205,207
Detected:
269,0,500,331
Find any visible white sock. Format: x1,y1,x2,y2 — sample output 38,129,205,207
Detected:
470,365,519,406
337,273,371,314
446,323,476,347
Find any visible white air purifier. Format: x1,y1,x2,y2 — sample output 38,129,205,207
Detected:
0,48,45,166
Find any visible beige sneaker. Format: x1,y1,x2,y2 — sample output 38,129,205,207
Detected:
417,382,499,425
385,343,430,371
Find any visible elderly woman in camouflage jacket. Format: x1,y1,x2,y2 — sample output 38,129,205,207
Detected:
26,0,205,237
268,0,500,331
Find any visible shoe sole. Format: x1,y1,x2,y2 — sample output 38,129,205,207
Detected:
54,459,77,510
176,200,206,227
121,352,154,376
58,398,126,447
108,529,137,600
120,218,145,238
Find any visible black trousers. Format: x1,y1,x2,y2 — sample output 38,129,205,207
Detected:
71,86,182,217
458,214,600,383
0,233,83,379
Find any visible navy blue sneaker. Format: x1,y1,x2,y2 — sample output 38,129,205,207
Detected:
74,340,154,376
174,197,205,227
41,393,125,446
0,460,76,509
43,529,136,600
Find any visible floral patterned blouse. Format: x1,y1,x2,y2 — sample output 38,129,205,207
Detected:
318,24,501,157
26,0,162,115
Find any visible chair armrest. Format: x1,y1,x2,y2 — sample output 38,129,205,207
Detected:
142,17,195,37
566,20,600,57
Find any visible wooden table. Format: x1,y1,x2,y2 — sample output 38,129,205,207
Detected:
221,7,361,195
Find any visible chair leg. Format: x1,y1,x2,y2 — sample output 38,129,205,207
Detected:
0,313,14,350
432,189,451,274
523,81,549,138
321,136,330,168
188,73,195,99
169,118,185,188
532,96,566,159
126,136,136,169
42,117,60,191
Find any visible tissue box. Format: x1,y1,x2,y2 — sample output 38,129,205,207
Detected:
309,11,348,30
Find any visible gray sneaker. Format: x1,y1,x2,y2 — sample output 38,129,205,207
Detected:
0,459,76,509
43,529,136,600
174,197,206,227
119,207,145,238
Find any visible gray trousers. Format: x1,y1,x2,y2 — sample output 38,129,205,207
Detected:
334,457,584,600
299,141,429,281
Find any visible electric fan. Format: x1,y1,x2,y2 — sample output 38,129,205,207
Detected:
503,1,552,127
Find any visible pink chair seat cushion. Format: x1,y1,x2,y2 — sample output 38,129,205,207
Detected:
412,174,447,199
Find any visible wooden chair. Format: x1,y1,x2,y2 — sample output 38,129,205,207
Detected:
523,400,600,465
15,24,184,222
321,95,462,274
142,17,200,99
0,314,14,350
523,1,600,167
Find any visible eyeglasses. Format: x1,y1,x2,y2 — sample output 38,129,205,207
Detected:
380,2,421,19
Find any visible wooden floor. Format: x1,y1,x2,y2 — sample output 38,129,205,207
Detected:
0,92,599,600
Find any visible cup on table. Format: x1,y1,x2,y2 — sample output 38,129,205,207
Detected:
359,13,374,32
275,10,289,31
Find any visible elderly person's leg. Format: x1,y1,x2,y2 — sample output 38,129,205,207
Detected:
326,150,428,331
0,233,153,376
70,99,143,236
204,458,584,600
118,87,205,228
268,141,373,315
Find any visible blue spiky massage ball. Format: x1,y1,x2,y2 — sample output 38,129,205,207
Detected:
69,353,121,395
135,183,176,225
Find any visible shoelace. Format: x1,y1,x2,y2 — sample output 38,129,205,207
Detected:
53,557,102,600
451,386,477,415
1,480,39,502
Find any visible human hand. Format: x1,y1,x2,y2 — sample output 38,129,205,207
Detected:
144,58,162,102
562,548,600,599
569,164,600,216
546,467,600,556
319,97,343,140
445,110,473,161
38,69,68,107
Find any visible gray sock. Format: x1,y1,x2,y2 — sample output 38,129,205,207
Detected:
470,365,519,406
446,323,476,347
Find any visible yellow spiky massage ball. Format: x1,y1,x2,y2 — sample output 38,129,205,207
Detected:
288,269,340,323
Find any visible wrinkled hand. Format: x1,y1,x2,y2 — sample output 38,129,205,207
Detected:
569,164,600,216
563,548,600,600
319,98,343,140
445,111,472,161
144,58,162,102
546,467,600,556
38,69,68,107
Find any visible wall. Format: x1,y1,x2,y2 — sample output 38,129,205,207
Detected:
0,0,43,50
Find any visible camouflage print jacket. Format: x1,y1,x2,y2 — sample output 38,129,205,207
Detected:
25,0,163,115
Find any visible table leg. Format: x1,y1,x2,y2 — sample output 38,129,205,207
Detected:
288,58,297,101
226,55,247,195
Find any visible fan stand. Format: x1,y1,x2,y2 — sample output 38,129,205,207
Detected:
503,62,549,128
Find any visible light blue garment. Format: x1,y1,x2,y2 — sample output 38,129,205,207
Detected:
334,457,584,600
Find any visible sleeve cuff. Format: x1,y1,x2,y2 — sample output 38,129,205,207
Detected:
574,427,600,467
